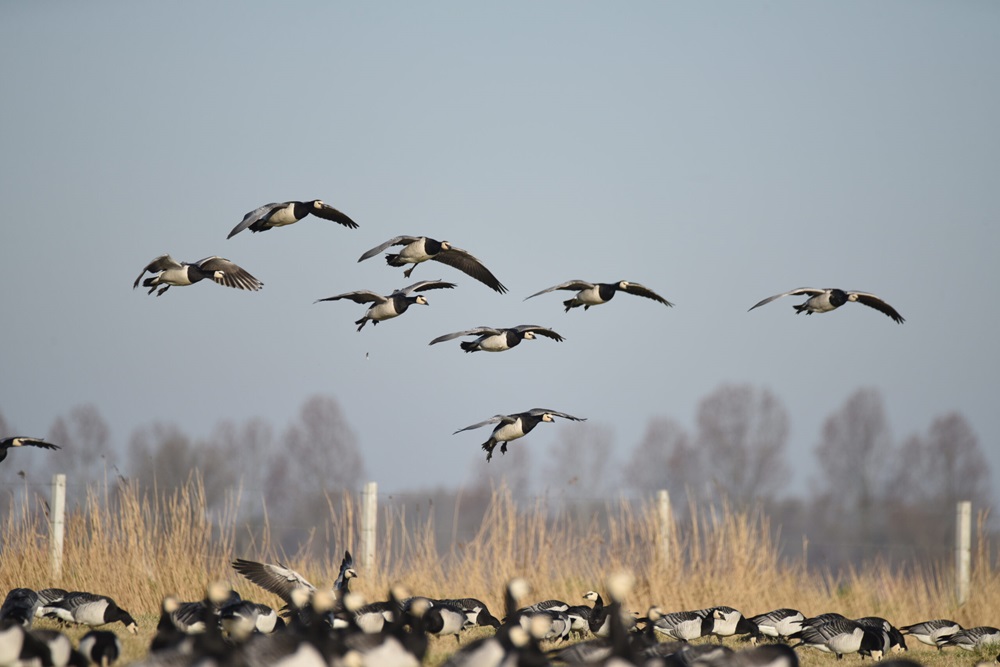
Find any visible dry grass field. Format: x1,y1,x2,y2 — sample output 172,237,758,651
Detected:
1,479,997,665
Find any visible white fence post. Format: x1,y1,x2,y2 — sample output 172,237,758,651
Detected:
657,489,671,565
50,474,66,580
956,500,971,605
361,482,377,573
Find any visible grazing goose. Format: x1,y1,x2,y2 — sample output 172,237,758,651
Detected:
40,592,138,634
133,254,263,296
434,598,501,629
0,437,60,465
358,236,507,293
652,610,712,642
899,619,962,649
939,626,1000,650
171,588,242,634
704,606,758,642
855,616,907,653
315,279,456,331
749,608,805,640
78,630,121,667
424,602,469,644
791,618,884,660
525,279,673,312
227,200,359,238
0,588,40,627
429,325,564,353
454,408,586,462
748,287,904,323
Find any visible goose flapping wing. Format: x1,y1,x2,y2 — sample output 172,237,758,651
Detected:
848,291,905,323
394,279,457,295
747,287,825,312
453,414,517,434
228,202,282,239
523,408,586,422
621,282,674,306
356,235,422,262
195,257,264,291
309,201,359,229
133,254,182,288
524,280,596,300
232,559,317,605
428,327,504,345
432,247,507,293
314,289,388,305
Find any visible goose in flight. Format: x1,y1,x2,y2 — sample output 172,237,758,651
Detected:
748,288,904,323
525,280,673,312
357,236,506,293
454,409,585,462
429,325,564,353
228,200,358,238
315,279,456,331
1,437,60,464
133,255,263,296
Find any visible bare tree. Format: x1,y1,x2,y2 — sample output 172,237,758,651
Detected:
210,417,274,512
542,423,615,500
266,395,364,498
695,384,790,504
48,404,117,489
622,417,693,495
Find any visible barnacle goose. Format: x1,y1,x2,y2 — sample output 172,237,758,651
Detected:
0,438,60,464
749,608,805,640
429,325,564,353
899,618,962,649
791,618,884,660
358,236,507,293
526,279,673,312
79,629,122,666
315,279,456,331
939,626,1000,650
228,199,359,238
0,588,40,628
454,408,586,462
133,255,263,296
40,591,138,634
748,287,904,323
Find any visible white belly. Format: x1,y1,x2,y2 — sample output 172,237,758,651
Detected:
267,205,299,227
399,240,432,263
367,302,400,321
478,335,509,351
159,266,194,286
577,286,605,305
492,422,525,442
826,628,862,654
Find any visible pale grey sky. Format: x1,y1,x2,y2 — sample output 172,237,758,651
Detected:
1,2,998,495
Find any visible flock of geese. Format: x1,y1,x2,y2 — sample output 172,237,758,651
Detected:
2,560,996,667
122,197,905,463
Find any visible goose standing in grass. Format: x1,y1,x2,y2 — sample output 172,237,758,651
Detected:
791,618,884,660
899,619,962,649
315,279,456,332
748,287,905,323
133,255,263,296
357,236,507,293
429,325,564,353
855,616,907,653
525,279,673,312
434,598,501,629
424,602,472,644
78,630,121,667
0,437,60,464
40,592,138,634
938,626,1000,650
704,606,758,643
227,200,359,238
582,591,611,637
651,609,712,642
749,608,805,641
454,408,586,462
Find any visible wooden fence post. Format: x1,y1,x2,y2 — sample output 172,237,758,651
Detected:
956,500,971,605
657,490,671,565
361,482,377,573
50,474,66,580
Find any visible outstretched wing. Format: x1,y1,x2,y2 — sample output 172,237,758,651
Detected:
525,408,586,422
314,289,386,305
232,559,317,605
453,415,514,434
133,254,181,288
196,257,264,291
357,236,421,262
621,282,674,307
524,280,596,300
1,437,60,451
397,280,457,295
850,292,905,324
433,247,507,294
310,202,359,229
429,327,502,345
228,202,281,239
748,288,825,312
512,325,565,341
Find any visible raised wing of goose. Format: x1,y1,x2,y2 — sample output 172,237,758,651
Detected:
314,289,388,305
619,281,674,306
228,200,358,238
195,256,264,291
357,236,423,262
232,559,318,605
453,414,516,434
524,280,597,300
748,288,826,311
133,255,183,289
393,279,458,295
432,246,507,293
